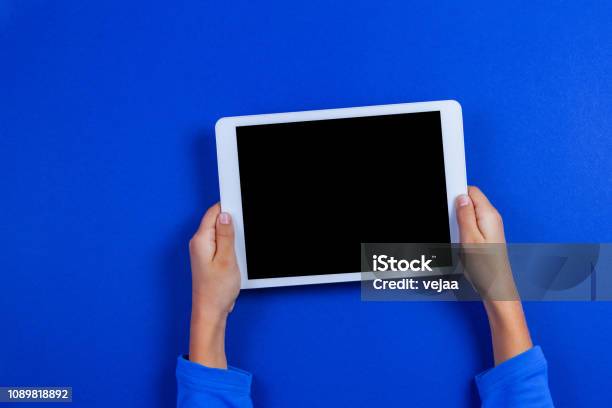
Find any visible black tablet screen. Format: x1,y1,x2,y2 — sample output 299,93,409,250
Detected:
236,111,450,279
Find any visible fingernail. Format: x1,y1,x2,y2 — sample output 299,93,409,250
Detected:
457,195,470,207
219,212,231,225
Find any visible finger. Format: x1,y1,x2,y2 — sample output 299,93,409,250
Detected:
468,186,505,242
456,193,483,243
214,211,236,262
468,186,495,212
198,202,221,231
190,203,221,260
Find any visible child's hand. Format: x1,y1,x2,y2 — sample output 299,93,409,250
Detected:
189,203,241,316
456,186,506,244
455,186,532,365
455,186,516,300
188,203,241,368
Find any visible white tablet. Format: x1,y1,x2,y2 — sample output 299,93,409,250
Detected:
216,100,467,289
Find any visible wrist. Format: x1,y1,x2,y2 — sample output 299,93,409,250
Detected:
191,289,233,322
191,302,230,327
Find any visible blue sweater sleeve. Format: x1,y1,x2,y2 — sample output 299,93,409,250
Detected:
476,346,554,407
176,355,253,408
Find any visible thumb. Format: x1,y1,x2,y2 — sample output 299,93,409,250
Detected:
456,194,483,243
215,212,236,262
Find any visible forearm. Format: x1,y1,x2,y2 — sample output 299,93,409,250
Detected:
484,300,533,365
179,302,254,407
188,303,229,369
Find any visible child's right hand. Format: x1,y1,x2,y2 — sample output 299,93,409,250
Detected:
455,186,532,365
456,186,506,244
455,186,516,300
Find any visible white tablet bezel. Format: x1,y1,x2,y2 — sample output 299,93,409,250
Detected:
216,100,467,289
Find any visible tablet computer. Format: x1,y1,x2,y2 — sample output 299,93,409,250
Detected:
216,100,467,289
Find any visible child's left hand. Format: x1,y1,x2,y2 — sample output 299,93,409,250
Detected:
188,203,241,368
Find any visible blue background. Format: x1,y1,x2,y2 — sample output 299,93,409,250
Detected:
1,1,611,407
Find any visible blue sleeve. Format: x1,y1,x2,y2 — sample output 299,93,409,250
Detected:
476,346,554,407
176,355,253,408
